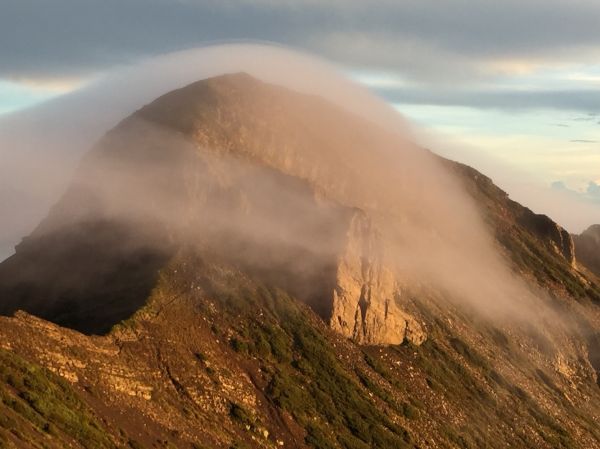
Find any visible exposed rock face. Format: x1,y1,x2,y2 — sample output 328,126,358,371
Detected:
520,213,576,267
448,161,577,268
574,224,600,276
331,212,425,345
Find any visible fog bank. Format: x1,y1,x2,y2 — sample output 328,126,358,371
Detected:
0,43,553,324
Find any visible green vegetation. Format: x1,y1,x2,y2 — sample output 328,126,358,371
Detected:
229,402,253,428
449,336,489,369
229,442,250,449
193,351,207,363
197,259,587,449
395,333,578,449
191,443,211,449
400,402,418,420
204,274,414,449
498,226,600,303
0,349,115,449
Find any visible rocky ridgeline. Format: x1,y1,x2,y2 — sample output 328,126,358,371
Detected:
448,160,578,269
519,212,576,268
1,74,600,449
0,73,592,350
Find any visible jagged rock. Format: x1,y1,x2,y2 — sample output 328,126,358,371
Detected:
330,212,425,346
448,161,577,268
520,213,576,267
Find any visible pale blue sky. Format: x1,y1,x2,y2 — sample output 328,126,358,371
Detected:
0,80,58,114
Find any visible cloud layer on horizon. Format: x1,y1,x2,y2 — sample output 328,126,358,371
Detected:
552,180,600,205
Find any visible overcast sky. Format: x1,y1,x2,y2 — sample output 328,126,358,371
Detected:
1,0,599,226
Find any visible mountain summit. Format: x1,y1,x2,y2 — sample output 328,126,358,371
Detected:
0,74,599,449
0,73,429,344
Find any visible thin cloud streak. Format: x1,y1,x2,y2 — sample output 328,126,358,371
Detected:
379,87,600,113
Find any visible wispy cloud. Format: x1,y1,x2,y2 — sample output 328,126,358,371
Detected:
8,77,88,93
552,180,600,204
380,87,600,113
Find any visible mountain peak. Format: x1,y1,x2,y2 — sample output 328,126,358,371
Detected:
133,71,290,134
1,74,600,449
0,75,424,345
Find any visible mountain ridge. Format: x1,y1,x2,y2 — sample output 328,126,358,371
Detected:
0,73,599,449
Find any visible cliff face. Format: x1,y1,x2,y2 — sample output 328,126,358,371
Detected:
518,213,576,267
331,212,425,345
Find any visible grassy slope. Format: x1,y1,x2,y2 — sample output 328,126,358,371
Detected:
108,249,600,448
1,244,599,448
0,350,115,449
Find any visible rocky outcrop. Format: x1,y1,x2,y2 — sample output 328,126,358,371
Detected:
447,160,577,268
574,224,600,276
520,213,576,267
330,212,425,346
